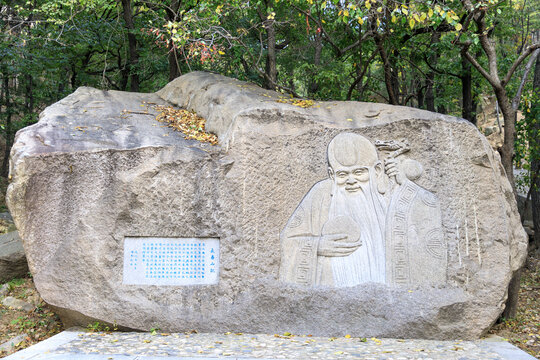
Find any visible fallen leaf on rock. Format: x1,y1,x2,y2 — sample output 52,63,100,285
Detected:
153,105,218,145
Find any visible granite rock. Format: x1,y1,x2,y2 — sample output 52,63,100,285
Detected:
0,334,28,353
0,283,9,298
7,72,527,339
0,231,28,282
2,296,34,312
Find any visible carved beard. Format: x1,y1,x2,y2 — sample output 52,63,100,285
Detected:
328,169,387,286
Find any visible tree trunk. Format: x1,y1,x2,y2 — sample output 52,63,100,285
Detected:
121,0,140,92
417,83,424,109
461,55,475,124
501,269,521,319
390,50,400,103
25,73,34,114
374,35,398,105
308,31,322,96
2,74,12,177
168,47,181,81
498,87,519,319
531,52,540,252
436,84,446,114
264,18,277,90
165,0,181,82
425,32,440,112
495,88,516,186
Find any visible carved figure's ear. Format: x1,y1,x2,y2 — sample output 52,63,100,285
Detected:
374,161,383,176
328,166,335,180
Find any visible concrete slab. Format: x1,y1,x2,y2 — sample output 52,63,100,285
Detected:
3,328,538,360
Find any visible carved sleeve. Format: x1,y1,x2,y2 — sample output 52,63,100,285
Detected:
279,192,319,286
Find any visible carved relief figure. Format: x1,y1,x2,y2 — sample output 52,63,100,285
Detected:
279,132,446,287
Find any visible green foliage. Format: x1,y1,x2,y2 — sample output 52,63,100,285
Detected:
8,279,26,289
0,0,537,173
86,320,118,332
515,89,540,193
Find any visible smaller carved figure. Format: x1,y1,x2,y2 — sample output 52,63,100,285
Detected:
279,132,446,287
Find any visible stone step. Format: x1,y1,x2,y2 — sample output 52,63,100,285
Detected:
3,328,537,360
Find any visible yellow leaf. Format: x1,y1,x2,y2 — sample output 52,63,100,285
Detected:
343,10,349,17
391,15,397,23
376,18,381,27
420,13,427,21
377,7,382,12
218,50,225,55
335,351,344,354
345,334,351,338
454,23,462,31
346,118,353,121
428,8,433,17
409,18,415,29
365,1,371,10
402,7,408,15
413,13,420,21
357,17,364,25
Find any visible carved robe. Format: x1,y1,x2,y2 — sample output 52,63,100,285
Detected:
279,179,447,287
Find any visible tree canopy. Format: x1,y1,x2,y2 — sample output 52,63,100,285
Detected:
1,0,539,178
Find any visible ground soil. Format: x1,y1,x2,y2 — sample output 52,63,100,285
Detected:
489,252,540,358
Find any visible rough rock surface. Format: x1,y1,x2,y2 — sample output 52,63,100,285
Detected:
0,231,28,282
7,72,527,339
0,283,9,297
1,296,34,312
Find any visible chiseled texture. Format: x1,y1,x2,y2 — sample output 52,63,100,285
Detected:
6,72,527,339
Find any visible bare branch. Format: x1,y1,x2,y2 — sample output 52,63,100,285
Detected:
460,42,499,88
346,50,378,100
512,48,540,110
503,43,540,86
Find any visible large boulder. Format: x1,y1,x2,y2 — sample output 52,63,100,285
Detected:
7,72,527,339
0,231,28,282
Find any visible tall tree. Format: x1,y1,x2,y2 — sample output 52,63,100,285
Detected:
121,0,140,91
459,0,540,186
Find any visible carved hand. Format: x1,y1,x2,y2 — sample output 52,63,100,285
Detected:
317,234,362,257
384,158,404,185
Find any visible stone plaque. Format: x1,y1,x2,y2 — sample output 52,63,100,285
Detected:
123,237,219,285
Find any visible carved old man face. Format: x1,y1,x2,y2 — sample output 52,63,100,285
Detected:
327,133,383,194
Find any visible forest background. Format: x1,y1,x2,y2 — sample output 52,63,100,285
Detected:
0,0,539,326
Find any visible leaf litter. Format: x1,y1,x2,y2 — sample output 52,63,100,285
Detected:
153,105,218,145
